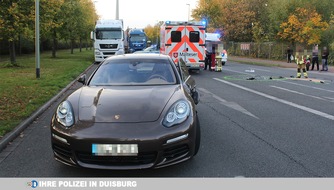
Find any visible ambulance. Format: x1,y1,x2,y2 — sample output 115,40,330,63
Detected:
160,21,206,71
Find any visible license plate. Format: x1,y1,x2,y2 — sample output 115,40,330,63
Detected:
92,144,138,156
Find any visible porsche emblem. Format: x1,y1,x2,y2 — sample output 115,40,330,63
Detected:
114,115,120,120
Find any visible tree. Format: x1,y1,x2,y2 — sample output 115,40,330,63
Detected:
220,0,255,42
76,0,98,52
59,0,82,54
247,0,271,41
0,0,34,65
192,0,224,29
144,21,163,45
322,14,334,50
39,0,64,58
278,7,329,46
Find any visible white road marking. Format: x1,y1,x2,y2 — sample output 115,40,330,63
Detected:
250,68,271,72
280,80,334,93
270,85,333,102
214,78,334,121
223,68,254,75
198,88,259,119
324,97,334,101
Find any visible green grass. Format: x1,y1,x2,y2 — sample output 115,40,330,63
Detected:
0,49,94,137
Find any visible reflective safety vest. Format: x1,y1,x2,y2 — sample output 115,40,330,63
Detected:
295,55,305,65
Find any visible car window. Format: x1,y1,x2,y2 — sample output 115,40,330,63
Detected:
189,31,200,42
89,59,177,86
171,31,182,42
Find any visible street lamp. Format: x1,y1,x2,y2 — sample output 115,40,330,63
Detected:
35,0,40,78
186,4,190,21
116,0,119,20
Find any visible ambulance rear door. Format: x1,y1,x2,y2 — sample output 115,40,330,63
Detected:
181,25,205,70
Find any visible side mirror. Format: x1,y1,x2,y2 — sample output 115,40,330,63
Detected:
78,74,86,84
184,76,199,104
192,90,199,105
90,31,94,40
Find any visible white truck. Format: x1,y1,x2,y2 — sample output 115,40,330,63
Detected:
90,19,125,63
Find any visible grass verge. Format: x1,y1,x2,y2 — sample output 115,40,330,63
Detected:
0,49,93,137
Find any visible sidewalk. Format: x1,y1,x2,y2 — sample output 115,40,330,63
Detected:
229,56,333,73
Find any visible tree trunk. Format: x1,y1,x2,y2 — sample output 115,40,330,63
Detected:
79,38,82,52
18,35,22,56
71,39,74,54
52,29,57,58
9,40,17,66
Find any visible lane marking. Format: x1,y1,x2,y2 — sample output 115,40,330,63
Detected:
324,97,334,101
250,68,271,72
223,68,254,75
286,77,325,83
280,80,334,93
270,86,333,102
214,78,334,121
198,88,259,119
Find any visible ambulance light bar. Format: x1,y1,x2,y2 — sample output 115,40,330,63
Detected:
165,21,205,26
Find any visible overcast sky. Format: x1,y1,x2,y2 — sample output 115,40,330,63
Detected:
93,0,199,29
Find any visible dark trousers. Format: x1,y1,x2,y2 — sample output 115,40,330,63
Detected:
205,55,212,70
287,54,292,63
311,57,319,70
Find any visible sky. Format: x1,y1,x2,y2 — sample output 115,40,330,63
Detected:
93,0,199,29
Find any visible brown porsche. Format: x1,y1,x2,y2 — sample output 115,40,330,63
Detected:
51,54,200,169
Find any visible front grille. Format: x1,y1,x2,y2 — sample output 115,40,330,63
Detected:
163,145,189,161
103,52,116,55
53,144,72,161
100,44,118,49
76,152,157,166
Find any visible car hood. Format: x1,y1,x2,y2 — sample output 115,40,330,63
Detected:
77,85,178,123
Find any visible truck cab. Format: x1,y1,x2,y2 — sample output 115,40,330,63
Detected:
91,20,125,63
128,29,147,53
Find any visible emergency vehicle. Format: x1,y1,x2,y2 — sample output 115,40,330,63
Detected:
160,21,206,71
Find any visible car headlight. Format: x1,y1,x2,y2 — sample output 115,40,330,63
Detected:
56,101,74,127
163,100,190,128
95,51,101,55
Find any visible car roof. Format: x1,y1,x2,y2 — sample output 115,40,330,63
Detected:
104,54,169,62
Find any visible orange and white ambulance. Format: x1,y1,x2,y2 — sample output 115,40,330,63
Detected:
160,21,206,71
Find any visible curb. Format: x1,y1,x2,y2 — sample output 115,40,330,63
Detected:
0,64,95,152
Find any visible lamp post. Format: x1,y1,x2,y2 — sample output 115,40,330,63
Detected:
35,0,40,79
186,4,190,21
116,0,119,20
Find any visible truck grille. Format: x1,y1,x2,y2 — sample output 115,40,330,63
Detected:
100,44,118,49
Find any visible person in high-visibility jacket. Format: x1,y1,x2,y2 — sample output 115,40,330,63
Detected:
295,53,308,78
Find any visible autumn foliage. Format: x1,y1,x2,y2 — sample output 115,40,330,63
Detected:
278,7,329,45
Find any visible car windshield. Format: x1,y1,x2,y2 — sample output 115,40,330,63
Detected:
89,59,177,86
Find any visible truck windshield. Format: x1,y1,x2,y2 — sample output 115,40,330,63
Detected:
130,34,146,42
96,29,122,40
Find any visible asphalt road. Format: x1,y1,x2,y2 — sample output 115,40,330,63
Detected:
0,61,334,177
